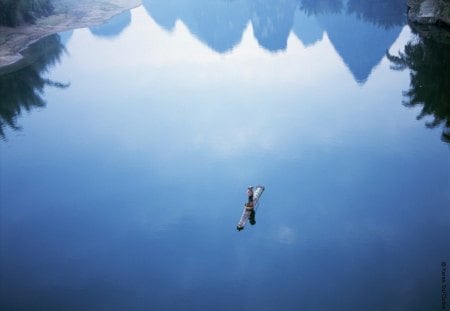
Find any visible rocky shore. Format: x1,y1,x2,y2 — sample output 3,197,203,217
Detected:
407,0,450,26
0,0,141,70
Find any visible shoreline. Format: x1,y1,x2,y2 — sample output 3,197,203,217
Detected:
407,0,450,26
0,0,141,71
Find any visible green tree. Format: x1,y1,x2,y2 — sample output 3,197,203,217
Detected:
0,34,69,138
347,0,406,29
386,27,450,144
299,0,343,16
0,0,54,26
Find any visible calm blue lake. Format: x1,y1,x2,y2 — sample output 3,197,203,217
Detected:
1,1,450,310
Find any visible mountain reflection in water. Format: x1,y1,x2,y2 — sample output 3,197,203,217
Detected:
143,0,406,82
1,0,449,145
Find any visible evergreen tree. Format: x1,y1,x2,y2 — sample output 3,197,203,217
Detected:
0,0,54,27
387,28,450,144
0,34,69,138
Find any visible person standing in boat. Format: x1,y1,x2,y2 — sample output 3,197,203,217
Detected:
247,186,254,208
246,186,256,225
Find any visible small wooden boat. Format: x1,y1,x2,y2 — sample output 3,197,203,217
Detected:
236,185,265,231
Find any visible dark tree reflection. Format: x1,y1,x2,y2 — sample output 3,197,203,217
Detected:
299,0,343,16
0,0,54,26
250,0,298,51
0,34,69,138
347,0,406,29
387,27,450,144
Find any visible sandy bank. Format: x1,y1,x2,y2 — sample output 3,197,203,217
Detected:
0,0,141,70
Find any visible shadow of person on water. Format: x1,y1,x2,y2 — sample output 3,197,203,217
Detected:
249,209,256,226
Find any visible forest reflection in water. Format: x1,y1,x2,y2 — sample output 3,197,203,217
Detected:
0,34,69,138
387,26,450,144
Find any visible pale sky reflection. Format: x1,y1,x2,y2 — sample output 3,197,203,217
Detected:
50,6,414,164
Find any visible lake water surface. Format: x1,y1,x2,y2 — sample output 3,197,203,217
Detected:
1,2,450,310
